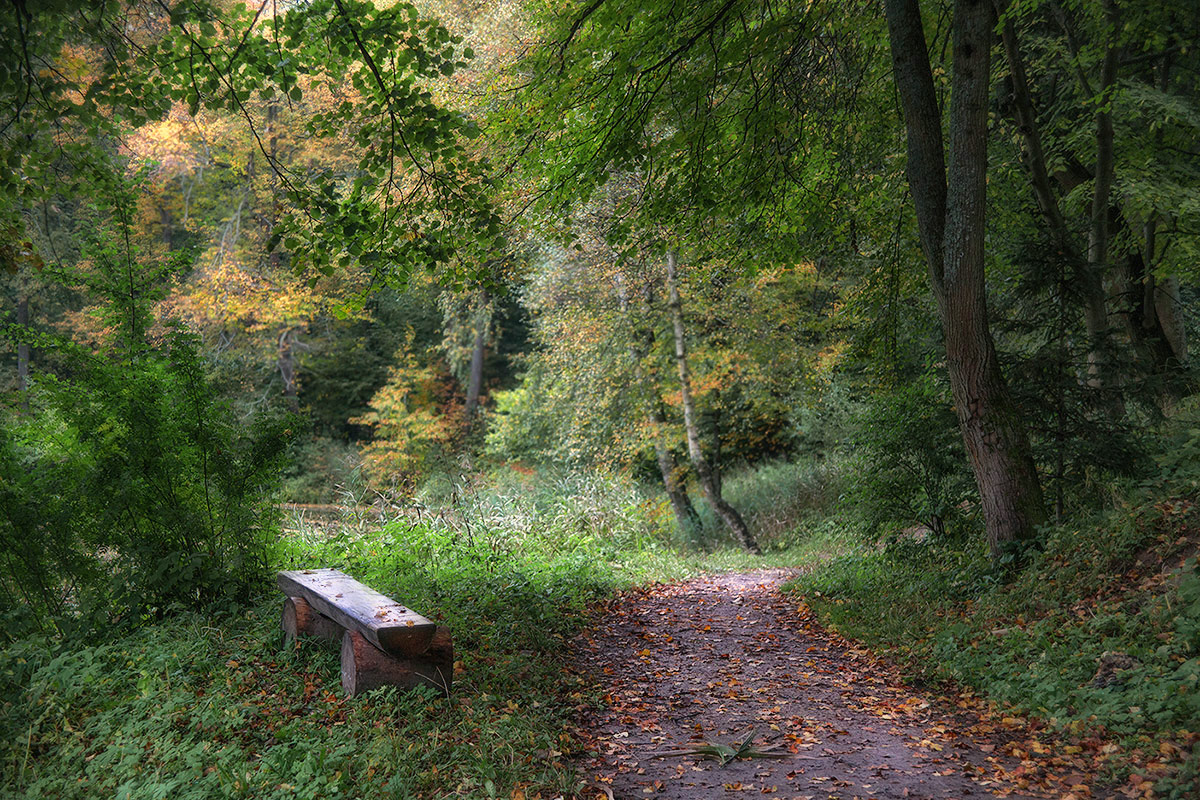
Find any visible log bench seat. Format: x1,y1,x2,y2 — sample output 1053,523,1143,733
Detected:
278,568,453,697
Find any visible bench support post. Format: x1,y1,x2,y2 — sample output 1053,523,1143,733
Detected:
281,596,343,643
340,628,454,697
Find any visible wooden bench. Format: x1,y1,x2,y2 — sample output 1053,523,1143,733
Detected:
277,568,453,697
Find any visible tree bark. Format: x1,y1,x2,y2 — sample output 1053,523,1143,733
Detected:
1151,275,1186,367
885,0,1046,559
996,9,1069,242
883,0,946,288
1081,0,1119,386
464,298,488,420
664,251,760,553
15,295,29,396
340,627,453,697
616,271,702,538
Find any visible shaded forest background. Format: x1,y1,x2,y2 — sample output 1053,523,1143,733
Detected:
2,0,1200,796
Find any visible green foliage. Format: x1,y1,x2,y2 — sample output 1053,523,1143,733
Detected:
279,435,364,505
1,1,500,285
1,196,290,638
353,334,464,496
513,0,888,260
842,374,974,539
0,471,697,799
692,458,846,551
787,470,1200,785
0,323,290,637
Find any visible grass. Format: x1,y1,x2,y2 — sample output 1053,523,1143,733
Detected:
783,487,1200,798
2,463,842,800
23,449,1196,797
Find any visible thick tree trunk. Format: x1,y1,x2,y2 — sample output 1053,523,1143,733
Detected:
664,251,760,554
886,0,1046,559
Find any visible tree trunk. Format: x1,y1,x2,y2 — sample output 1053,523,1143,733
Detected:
1124,219,1187,390
278,327,299,411
267,99,282,269
997,2,1111,388
664,251,760,554
616,271,702,538
1151,275,1186,366
650,414,703,538
464,301,487,420
16,295,29,396
1081,0,1119,386
885,0,1046,559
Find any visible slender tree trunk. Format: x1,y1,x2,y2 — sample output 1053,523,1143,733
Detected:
885,0,1046,559
1151,275,1186,366
464,299,488,420
278,326,299,411
650,408,703,538
267,100,282,269
1124,58,1187,387
664,251,760,553
997,2,1111,388
16,295,29,400
616,271,702,538
1081,0,1119,386
159,206,173,249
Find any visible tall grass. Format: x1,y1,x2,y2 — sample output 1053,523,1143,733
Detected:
690,458,848,551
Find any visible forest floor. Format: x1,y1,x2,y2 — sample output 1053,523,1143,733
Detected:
571,569,1113,800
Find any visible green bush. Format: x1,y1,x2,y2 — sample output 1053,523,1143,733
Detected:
0,325,291,638
843,373,974,539
1,207,292,639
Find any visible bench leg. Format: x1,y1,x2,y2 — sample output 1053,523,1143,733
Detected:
340,627,454,697
281,596,344,643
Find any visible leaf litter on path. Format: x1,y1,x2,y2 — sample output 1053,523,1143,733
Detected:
570,569,1117,800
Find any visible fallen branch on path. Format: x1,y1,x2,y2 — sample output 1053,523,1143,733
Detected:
652,728,801,766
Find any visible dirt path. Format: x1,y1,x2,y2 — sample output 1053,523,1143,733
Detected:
571,570,1073,800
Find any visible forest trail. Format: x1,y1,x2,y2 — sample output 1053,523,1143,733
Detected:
572,570,1086,800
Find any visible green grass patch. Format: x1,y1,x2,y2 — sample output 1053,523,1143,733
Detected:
783,493,1200,797
2,462,828,800
0,489,666,799
0,458,879,799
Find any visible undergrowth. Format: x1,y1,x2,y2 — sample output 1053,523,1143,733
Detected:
0,505,630,799
785,486,1200,797
1,462,827,799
